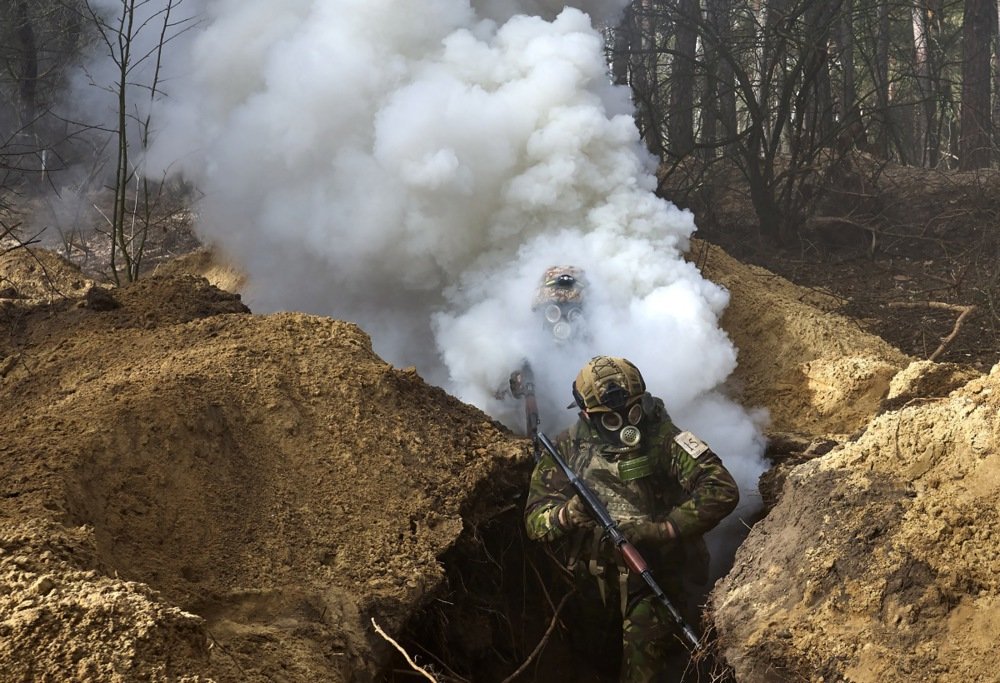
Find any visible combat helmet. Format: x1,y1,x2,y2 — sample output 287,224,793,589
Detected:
532,265,587,342
572,356,647,448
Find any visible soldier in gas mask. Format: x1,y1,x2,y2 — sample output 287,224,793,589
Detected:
505,265,589,402
524,356,740,682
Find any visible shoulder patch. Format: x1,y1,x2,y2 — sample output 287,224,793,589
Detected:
674,431,709,459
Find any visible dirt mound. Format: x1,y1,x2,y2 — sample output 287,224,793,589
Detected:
1,519,208,682
1,254,523,682
0,248,93,300
2,243,995,682
695,240,911,437
152,248,247,294
712,368,998,683
701,240,997,683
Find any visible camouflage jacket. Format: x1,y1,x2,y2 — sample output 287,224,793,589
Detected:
524,402,739,548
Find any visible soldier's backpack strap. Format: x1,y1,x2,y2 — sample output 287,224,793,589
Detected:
566,526,587,573
587,526,608,607
616,557,629,617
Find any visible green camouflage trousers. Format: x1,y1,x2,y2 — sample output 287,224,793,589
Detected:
621,593,692,683
564,566,701,683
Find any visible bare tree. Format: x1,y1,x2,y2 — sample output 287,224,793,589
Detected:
626,0,999,244
912,0,933,162
0,1,89,188
871,0,895,159
617,0,668,156
700,0,739,159
667,0,699,158
14,4,39,136
993,0,1000,144
706,0,853,242
81,0,196,284
959,0,995,169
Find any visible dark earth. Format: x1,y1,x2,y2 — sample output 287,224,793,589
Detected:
664,155,1000,373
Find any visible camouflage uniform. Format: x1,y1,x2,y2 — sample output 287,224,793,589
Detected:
524,399,739,683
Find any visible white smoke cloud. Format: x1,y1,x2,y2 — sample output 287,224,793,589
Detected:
139,0,768,498
475,0,630,24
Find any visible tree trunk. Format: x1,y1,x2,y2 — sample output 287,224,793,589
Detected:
700,0,720,159
799,0,836,150
668,0,698,158
14,2,38,131
993,0,1000,145
746,127,784,242
753,0,772,152
700,0,738,157
835,0,869,152
873,0,893,158
717,0,738,146
839,0,857,114
610,4,664,156
959,0,995,169
611,8,631,87
912,1,937,165
634,0,665,156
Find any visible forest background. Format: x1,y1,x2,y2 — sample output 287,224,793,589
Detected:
2,0,1000,366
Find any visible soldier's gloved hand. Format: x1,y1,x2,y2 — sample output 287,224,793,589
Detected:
621,519,676,544
508,371,526,398
554,496,595,531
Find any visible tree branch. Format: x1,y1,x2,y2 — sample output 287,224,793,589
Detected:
887,301,977,361
500,588,576,683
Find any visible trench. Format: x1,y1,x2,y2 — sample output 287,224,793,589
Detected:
55,419,769,683
380,462,769,683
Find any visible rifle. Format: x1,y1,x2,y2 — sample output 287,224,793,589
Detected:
509,362,541,462
536,431,702,650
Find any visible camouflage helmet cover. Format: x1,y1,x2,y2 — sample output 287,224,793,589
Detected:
572,356,646,413
531,265,586,310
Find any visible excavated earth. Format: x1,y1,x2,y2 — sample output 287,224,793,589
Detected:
1,242,996,682
698,243,997,683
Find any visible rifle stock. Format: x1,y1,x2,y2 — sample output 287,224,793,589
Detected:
536,431,701,650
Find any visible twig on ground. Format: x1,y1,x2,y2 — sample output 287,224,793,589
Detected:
407,637,471,683
204,629,247,677
887,301,977,361
372,617,438,683
499,588,576,683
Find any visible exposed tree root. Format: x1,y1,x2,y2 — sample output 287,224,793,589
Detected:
373,618,439,683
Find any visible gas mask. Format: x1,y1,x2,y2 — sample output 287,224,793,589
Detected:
541,302,584,343
589,401,644,450
572,356,649,453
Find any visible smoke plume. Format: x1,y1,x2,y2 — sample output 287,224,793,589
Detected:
136,0,767,503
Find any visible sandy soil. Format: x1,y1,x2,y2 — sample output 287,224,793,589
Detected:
713,367,999,683
0,252,523,682
1,238,996,683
